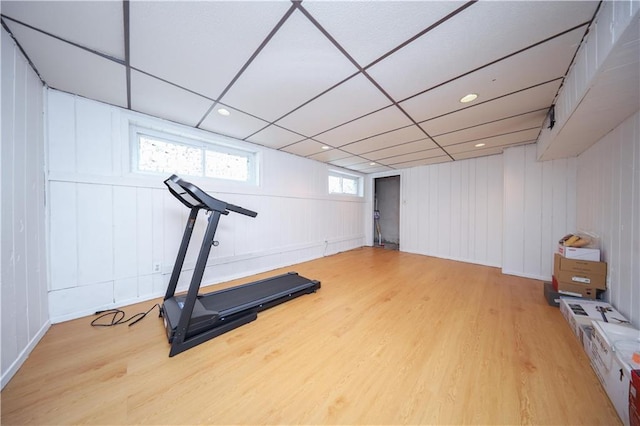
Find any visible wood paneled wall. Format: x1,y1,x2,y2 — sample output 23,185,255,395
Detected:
503,144,577,280
377,144,578,282
397,155,504,267
46,90,366,322
1,28,49,389
576,110,640,326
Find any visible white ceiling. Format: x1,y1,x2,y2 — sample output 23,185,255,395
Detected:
1,0,600,174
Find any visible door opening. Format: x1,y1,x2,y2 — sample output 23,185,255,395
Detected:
374,175,400,250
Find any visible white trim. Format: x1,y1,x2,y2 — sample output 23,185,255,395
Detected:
1,321,51,390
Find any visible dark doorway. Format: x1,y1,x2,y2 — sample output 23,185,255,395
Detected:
373,176,400,250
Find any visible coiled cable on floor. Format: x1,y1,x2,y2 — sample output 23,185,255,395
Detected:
91,303,160,327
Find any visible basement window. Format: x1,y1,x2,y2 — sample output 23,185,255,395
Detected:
329,170,361,196
132,126,256,184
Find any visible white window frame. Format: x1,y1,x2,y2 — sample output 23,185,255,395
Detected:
130,124,258,185
328,169,363,196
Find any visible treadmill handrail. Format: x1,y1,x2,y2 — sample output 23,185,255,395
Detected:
164,174,257,217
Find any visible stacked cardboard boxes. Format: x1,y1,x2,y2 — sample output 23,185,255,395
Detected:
559,298,640,425
590,321,640,426
559,298,631,353
553,252,607,299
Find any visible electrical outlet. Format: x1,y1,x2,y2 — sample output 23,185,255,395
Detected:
153,262,161,273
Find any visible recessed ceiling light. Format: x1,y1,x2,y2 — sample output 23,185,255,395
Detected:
321,146,330,150
369,162,376,166
460,93,478,103
475,143,486,147
217,108,230,116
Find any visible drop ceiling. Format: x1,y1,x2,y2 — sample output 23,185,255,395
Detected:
1,1,599,174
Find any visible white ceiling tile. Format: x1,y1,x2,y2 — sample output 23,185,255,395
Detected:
5,21,127,108
379,149,449,166
444,128,539,154
367,1,597,100
199,105,270,140
277,73,391,136
130,1,291,100
245,125,305,150
2,1,124,58
221,9,359,122
330,156,369,168
434,109,547,146
453,148,512,161
308,149,351,162
301,1,466,66
388,156,452,169
400,27,586,123
131,70,213,128
341,125,429,155
365,140,438,161
419,80,561,136
280,140,328,157
314,105,414,147
347,163,394,173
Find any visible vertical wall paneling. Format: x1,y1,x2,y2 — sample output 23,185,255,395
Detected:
486,156,503,266
576,111,640,327
502,145,577,280
113,186,138,282
523,146,542,277
437,163,451,257
459,161,470,260
76,98,114,176
48,184,78,290
47,90,76,174
404,169,417,252
449,162,462,258
1,27,49,389
466,160,477,261
13,43,29,353
390,154,503,268
473,157,488,264
45,90,366,322
503,147,525,274
540,160,554,276
76,184,114,285
1,28,19,382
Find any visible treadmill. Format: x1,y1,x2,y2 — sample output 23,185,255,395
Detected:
160,174,321,357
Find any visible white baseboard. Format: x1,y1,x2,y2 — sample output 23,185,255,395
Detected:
1,320,51,390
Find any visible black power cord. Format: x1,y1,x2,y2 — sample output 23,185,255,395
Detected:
91,303,160,327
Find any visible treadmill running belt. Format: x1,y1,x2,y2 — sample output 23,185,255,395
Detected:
198,273,317,315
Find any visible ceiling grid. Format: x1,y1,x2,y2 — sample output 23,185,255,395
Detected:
0,0,600,173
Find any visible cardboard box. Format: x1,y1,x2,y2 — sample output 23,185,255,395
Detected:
557,281,602,299
553,253,607,298
590,321,640,426
559,299,632,344
631,369,640,426
557,270,606,289
560,256,608,275
557,244,601,261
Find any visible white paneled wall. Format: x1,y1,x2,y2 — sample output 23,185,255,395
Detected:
46,90,365,322
576,111,640,327
502,144,577,279
398,155,503,267
1,28,49,389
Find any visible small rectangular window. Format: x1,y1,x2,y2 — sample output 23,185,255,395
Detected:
132,126,257,184
328,170,361,196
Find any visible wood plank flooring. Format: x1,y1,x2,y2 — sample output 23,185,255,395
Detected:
0,248,621,425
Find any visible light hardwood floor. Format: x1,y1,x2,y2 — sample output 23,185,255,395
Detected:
1,248,621,425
